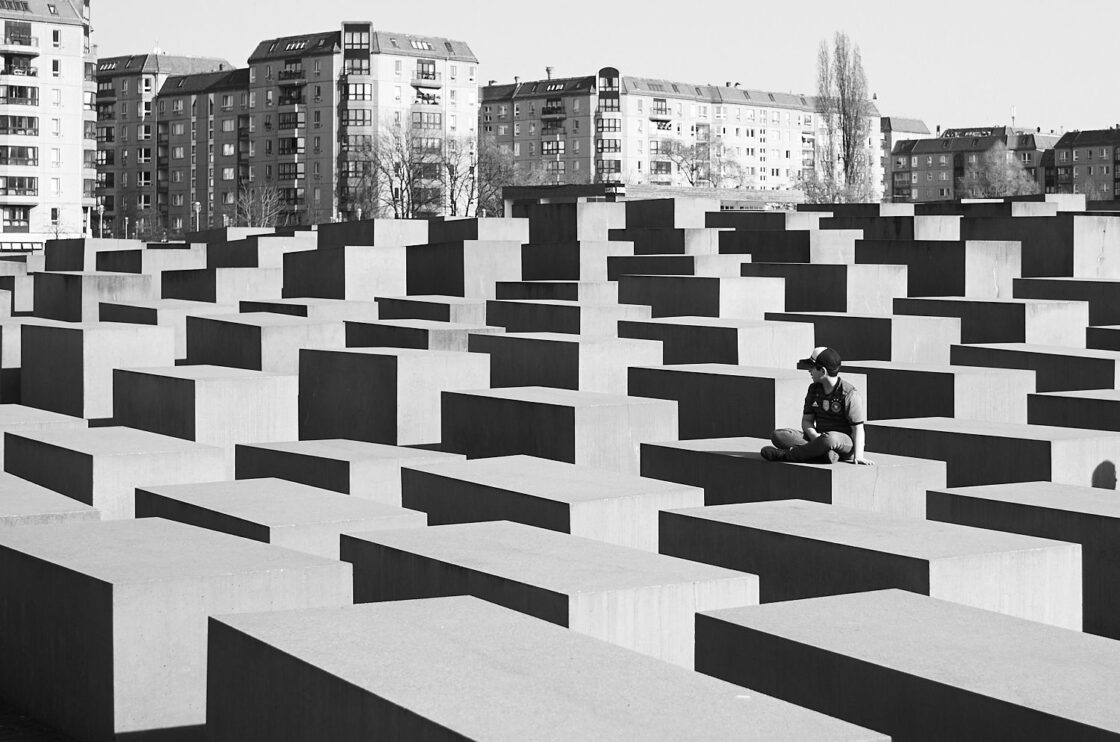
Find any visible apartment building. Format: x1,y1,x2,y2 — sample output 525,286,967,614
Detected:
94,53,231,237
481,66,882,196
1050,129,1120,200
0,0,94,249
880,116,929,201
889,126,1056,202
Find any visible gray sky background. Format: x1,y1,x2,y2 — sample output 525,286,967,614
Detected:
96,0,1110,135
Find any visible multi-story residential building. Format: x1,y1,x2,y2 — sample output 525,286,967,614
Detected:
0,0,94,249
889,126,1057,203
94,53,231,238
880,116,929,201
481,66,883,197
1050,129,1120,200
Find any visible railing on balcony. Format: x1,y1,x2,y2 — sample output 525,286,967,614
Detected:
0,187,37,196
0,95,38,106
3,35,37,47
411,70,442,88
3,126,38,136
0,157,38,166
541,104,565,118
278,69,305,81
1,66,36,77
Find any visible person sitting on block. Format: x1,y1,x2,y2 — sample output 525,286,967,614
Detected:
761,346,874,465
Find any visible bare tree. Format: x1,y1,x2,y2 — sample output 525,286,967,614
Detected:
236,183,283,228
662,140,710,186
956,142,1040,198
474,134,549,217
812,31,873,202
442,134,477,217
710,137,752,189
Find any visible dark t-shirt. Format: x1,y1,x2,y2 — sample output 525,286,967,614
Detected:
802,377,866,435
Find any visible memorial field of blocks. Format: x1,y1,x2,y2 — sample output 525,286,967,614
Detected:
2,194,1120,739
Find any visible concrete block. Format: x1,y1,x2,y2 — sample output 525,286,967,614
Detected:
928,481,1120,638
282,245,407,300
442,386,678,475
112,365,298,472
1014,277,1120,326
950,342,1120,392
513,201,627,242
346,318,501,352
406,240,523,298
764,311,960,365
239,297,380,322
469,332,661,394
867,417,1120,488
208,233,315,269
487,299,652,337
741,263,907,314
641,436,944,517
33,271,156,322
0,518,351,741
162,266,283,304
1087,324,1120,351
893,296,1089,346
696,590,1120,742
185,312,345,373
206,596,885,742
136,478,426,559
0,472,100,527
235,439,463,505
375,294,487,324
845,360,1035,423
315,217,429,249
426,216,529,243
95,243,207,274
495,279,619,303
342,520,757,668
520,240,632,281
0,404,85,469
0,319,21,402
5,426,226,519
624,197,720,229
1028,389,1120,434
628,365,863,439
99,298,234,359
618,274,785,319
21,320,175,420
401,455,702,550
856,239,1021,297
607,254,750,281
662,499,1079,628
618,317,814,365
299,347,489,446
43,237,141,272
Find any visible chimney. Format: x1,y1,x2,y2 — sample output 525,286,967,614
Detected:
488,79,496,86
546,66,553,79
725,81,731,87
514,76,520,85
936,124,941,135
734,82,740,88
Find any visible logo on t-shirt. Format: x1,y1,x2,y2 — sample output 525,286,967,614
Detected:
830,400,842,413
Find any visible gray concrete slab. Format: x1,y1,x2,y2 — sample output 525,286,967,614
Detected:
235,439,463,505
342,520,757,668
136,478,426,558
1028,388,1120,432
741,263,907,314
207,596,886,742
618,316,814,365
0,404,86,468
697,590,1120,742
99,298,235,359
893,296,1089,346
239,297,381,322
345,318,502,352
495,279,619,303
185,312,346,374
487,299,653,337
402,455,702,550
0,517,352,741
763,311,961,365
950,342,1120,392
617,274,785,319
375,294,488,324
662,499,1080,628
0,472,100,526
641,436,944,518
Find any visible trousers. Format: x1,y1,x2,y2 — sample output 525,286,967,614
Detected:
770,428,853,463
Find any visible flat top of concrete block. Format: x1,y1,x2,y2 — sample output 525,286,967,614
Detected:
490,299,645,311
768,311,956,323
240,439,461,465
348,319,497,333
845,361,1035,378
449,386,674,409
377,295,485,306
10,426,223,457
670,499,1071,560
196,312,343,328
41,271,150,280
0,404,85,427
1033,389,1120,401
869,416,1120,442
621,316,805,330
408,455,699,503
479,332,654,346
139,478,424,527
100,299,232,312
1017,277,1120,286
0,472,100,518
305,347,484,362
24,319,169,333
347,520,753,592
1091,325,1120,331
117,365,295,382
701,589,1120,732
931,481,1120,519
648,436,944,471
244,298,377,308
0,517,343,583
632,364,807,380
215,597,884,741
898,296,1085,307
957,343,1120,360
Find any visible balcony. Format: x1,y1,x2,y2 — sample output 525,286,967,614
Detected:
278,69,305,85
410,70,442,89
1,66,37,78
649,107,671,122
0,35,39,56
2,126,38,136
0,95,37,107
412,94,441,108
0,157,37,167
541,104,566,120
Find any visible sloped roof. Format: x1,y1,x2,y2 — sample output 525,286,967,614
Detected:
158,68,250,96
372,31,477,63
0,0,83,25
483,76,596,102
96,54,233,78
247,31,339,62
1054,129,1120,149
883,116,930,135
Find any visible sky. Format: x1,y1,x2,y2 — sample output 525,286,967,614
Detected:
92,0,1115,135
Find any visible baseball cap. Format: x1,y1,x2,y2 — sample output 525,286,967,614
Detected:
797,346,841,374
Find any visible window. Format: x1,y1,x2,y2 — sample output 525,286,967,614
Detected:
597,118,621,133
595,139,619,154
221,167,234,180
347,83,372,100
542,140,566,155
277,162,305,179
599,98,620,113
651,160,672,175
394,60,402,76
344,57,370,75
266,90,274,107
222,143,235,156
172,145,184,159
137,147,151,163
220,118,236,132
342,109,371,126
412,111,441,129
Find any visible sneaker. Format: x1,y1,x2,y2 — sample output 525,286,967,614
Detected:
761,446,786,462
824,450,841,465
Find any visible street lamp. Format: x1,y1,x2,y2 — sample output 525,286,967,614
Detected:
124,216,129,240
192,201,201,232
96,204,104,239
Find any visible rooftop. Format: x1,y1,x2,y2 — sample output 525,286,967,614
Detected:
96,54,233,78
158,67,250,96
247,28,477,64
0,0,83,25
1054,129,1120,149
